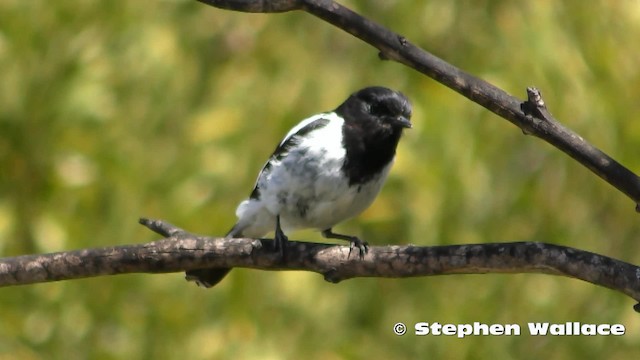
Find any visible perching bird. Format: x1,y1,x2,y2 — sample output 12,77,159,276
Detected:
186,86,412,287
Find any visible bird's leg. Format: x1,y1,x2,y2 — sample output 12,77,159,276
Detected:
273,214,288,257
321,228,369,259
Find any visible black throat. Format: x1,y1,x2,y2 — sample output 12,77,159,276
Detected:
339,117,403,186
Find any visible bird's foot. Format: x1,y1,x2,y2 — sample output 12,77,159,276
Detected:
348,237,369,260
321,229,368,260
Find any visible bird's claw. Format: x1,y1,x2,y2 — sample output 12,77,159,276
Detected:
348,238,369,260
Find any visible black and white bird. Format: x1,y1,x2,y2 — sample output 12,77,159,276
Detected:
186,86,412,287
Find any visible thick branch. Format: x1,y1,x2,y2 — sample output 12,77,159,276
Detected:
197,0,640,208
0,219,638,311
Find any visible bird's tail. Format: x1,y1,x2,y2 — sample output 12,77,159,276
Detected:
184,225,243,288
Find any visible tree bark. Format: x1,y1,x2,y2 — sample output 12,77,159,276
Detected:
0,218,638,311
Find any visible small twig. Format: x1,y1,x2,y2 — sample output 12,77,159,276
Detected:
0,219,639,311
141,217,188,237
196,0,640,209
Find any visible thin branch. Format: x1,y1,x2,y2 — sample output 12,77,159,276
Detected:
0,219,639,311
197,0,640,209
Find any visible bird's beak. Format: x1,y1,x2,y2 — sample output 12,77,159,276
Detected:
396,116,412,129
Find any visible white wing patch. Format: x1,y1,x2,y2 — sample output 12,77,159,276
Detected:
280,112,339,146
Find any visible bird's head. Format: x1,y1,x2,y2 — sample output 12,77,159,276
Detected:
337,86,413,131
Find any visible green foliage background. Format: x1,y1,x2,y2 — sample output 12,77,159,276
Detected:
1,0,640,358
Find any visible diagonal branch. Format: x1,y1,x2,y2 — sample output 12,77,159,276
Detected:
197,0,640,209
0,218,639,311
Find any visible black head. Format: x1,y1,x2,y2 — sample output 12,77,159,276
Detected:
335,86,412,131
335,86,413,185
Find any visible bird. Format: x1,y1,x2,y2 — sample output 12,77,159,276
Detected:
186,86,412,288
